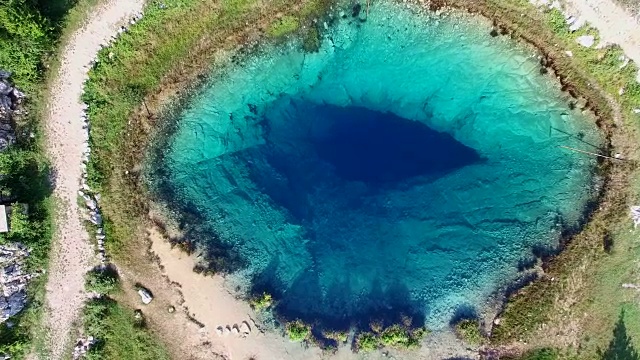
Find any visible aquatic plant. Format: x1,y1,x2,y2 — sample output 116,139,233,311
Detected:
454,319,483,345
285,320,311,342
249,292,273,310
267,15,300,38
355,332,379,352
322,329,348,343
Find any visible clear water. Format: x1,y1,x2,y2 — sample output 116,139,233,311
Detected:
150,2,602,330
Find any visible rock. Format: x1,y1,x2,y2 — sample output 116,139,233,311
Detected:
565,50,573,57
0,71,10,80
0,243,34,323
240,321,251,335
223,325,231,336
0,82,12,96
231,324,239,335
137,287,153,304
633,108,640,114
11,88,24,100
167,305,175,313
216,326,224,336
89,212,102,226
619,87,625,96
576,35,595,47
85,198,97,210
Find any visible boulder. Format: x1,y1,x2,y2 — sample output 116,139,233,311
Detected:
223,325,231,336
0,82,12,96
215,326,224,336
137,288,153,304
231,324,239,335
576,35,595,47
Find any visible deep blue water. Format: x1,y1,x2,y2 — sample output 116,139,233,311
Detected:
149,2,602,330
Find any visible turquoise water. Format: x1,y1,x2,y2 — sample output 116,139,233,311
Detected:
150,2,602,330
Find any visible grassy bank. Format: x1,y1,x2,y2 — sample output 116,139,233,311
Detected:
81,266,170,360
440,0,640,358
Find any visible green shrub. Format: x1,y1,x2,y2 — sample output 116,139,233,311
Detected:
285,320,311,342
267,15,300,37
546,8,569,34
85,265,120,295
454,319,483,345
249,292,273,310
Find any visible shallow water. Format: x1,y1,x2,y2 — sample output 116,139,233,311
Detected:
150,2,602,329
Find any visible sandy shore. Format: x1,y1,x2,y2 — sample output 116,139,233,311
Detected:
41,0,144,358
144,227,476,359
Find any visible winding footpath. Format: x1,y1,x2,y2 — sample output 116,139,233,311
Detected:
42,0,144,358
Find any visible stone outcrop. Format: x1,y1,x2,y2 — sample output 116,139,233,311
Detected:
0,70,20,152
72,336,97,360
0,243,35,323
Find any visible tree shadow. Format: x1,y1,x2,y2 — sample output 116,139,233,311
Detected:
598,310,639,360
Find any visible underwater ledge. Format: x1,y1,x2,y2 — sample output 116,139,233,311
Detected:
81,0,639,357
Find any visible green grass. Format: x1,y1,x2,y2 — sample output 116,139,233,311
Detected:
82,297,170,360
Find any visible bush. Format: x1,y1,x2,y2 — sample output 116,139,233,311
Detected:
85,265,120,295
454,319,483,345
285,320,311,342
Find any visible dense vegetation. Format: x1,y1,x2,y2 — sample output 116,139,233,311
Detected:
0,0,70,357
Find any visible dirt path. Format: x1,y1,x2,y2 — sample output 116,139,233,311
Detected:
41,0,144,359
562,0,640,81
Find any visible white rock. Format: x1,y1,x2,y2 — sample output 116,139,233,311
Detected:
576,35,595,48
231,324,239,335
223,326,231,336
565,50,573,57
215,326,224,336
137,288,153,304
633,108,640,114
